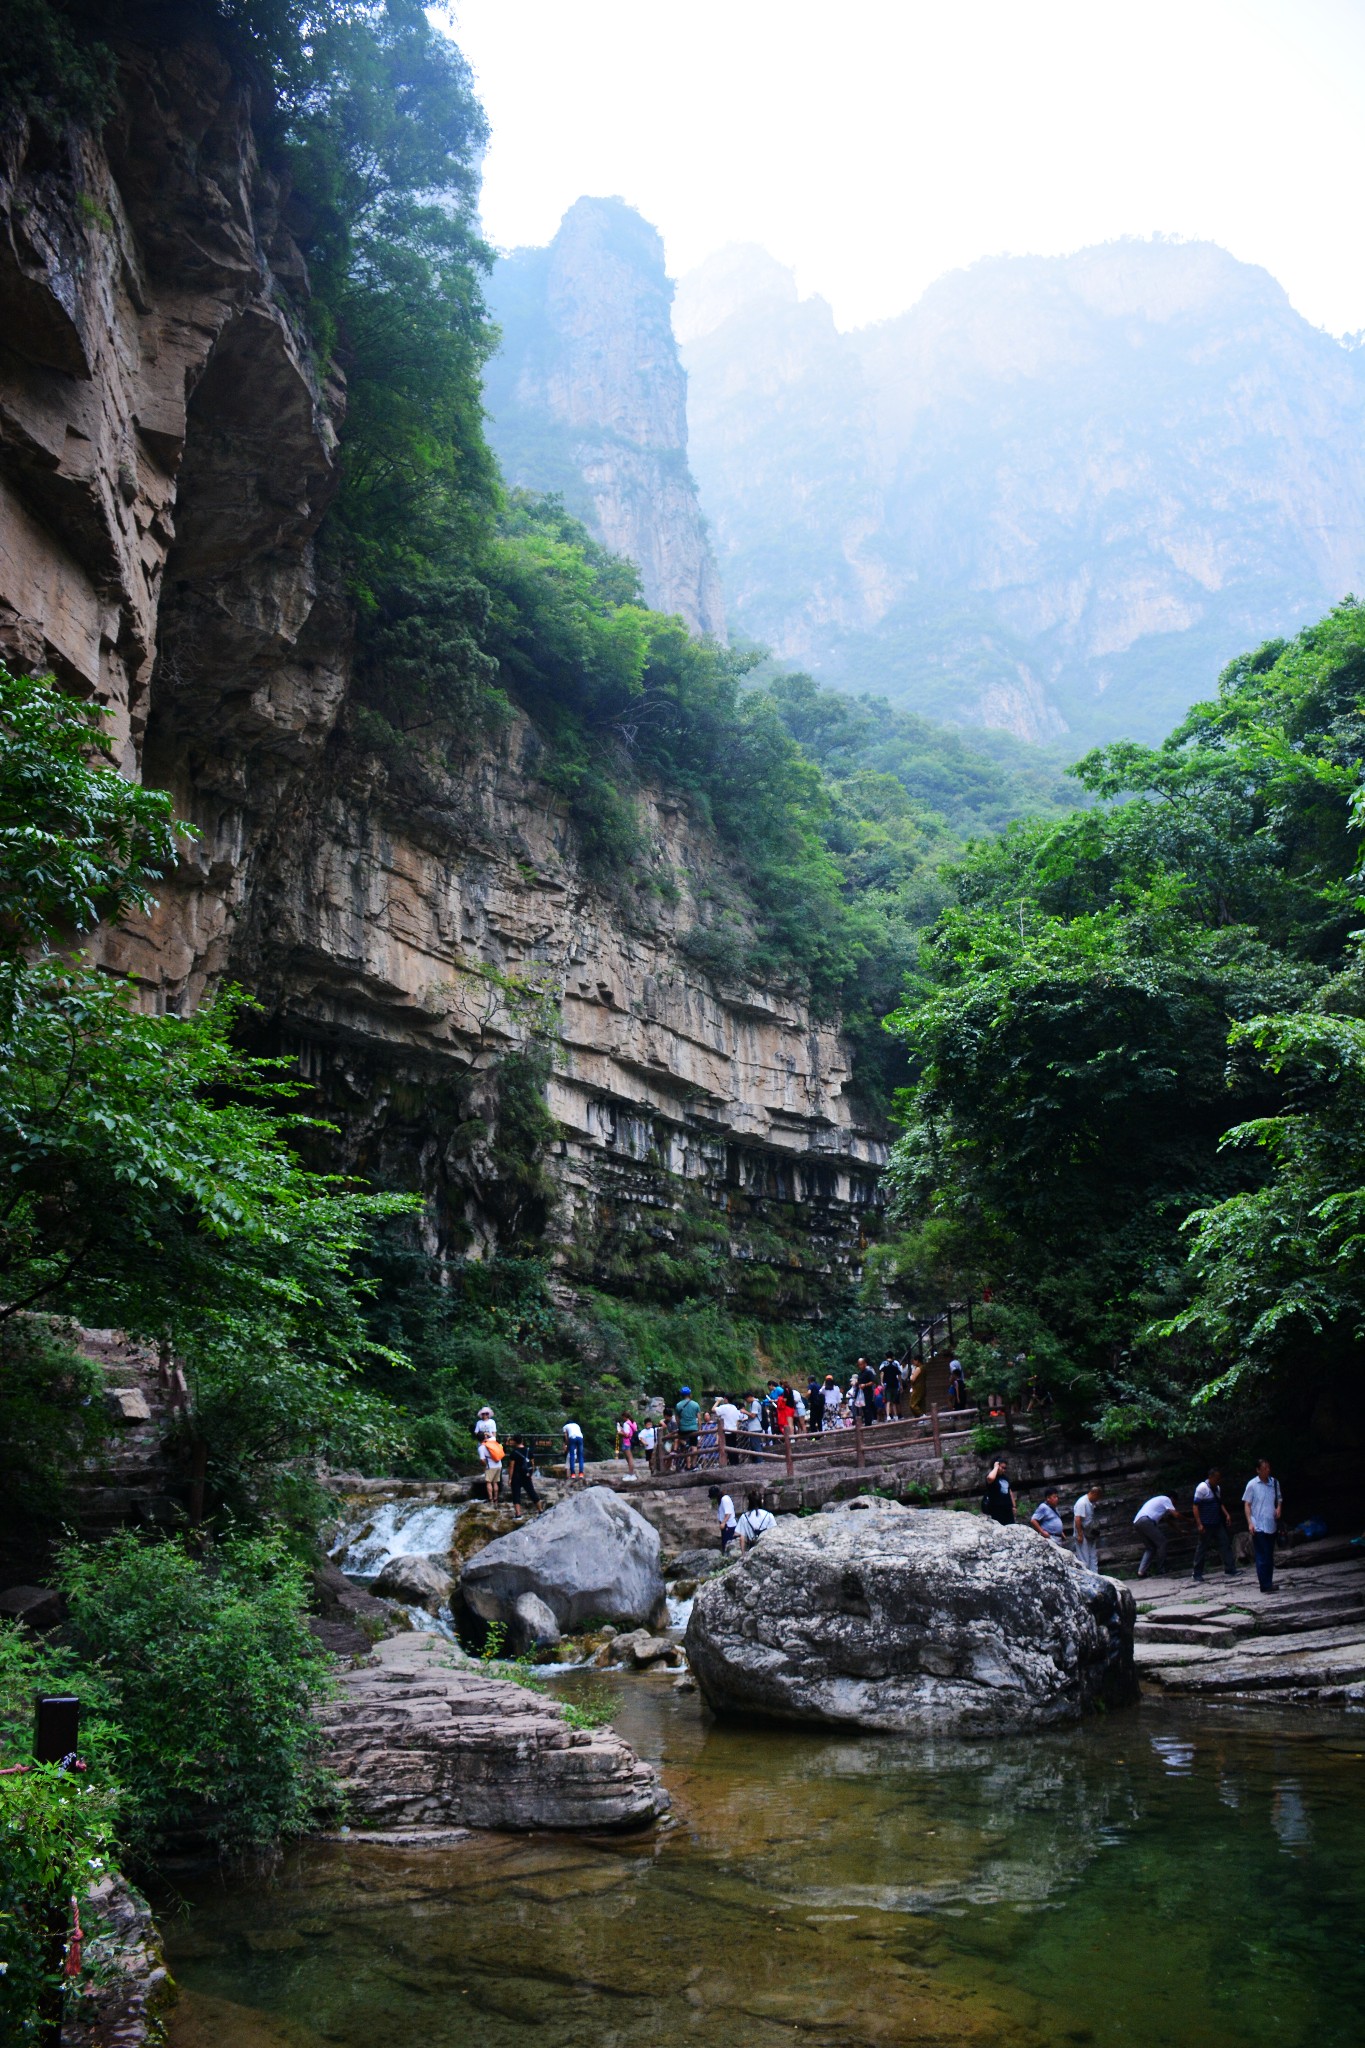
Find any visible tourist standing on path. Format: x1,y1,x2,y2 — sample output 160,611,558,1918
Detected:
822,1374,843,1429
716,1394,744,1454
562,1416,586,1484
736,1491,777,1552
616,1412,638,1476
1191,1467,1238,1581
638,1417,658,1472
474,1405,498,1444
1030,1487,1066,1542
676,1387,702,1469
1134,1493,1182,1577
709,1485,738,1552
908,1355,926,1417
982,1456,1015,1524
479,1431,505,1504
1073,1483,1103,1570
1243,1458,1283,1593
857,1357,879,1422
947,1356,968,1409
807,1378,826,1433
881,1356,903,1419
506,1435,540,1519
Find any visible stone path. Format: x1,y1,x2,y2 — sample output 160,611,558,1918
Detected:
1133,1546,1365,1703
319,1631,668,1833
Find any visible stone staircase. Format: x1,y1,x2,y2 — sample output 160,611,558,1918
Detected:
65,1330,187,1543
1134,1546,1365,1703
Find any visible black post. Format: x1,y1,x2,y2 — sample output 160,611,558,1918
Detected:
35,1696,80,2048
34,1695,79,1768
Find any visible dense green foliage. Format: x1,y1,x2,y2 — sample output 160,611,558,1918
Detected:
879,603,1365,1442
60,1533,334,1858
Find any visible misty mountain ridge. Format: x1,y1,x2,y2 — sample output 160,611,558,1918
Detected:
485,209,1365,746
678,235,1365,742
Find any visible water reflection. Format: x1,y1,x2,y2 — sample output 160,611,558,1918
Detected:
162,1678,1365,2048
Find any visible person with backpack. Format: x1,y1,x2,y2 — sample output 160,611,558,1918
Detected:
616,1412,639,1476
506,1435,540,1519
736,1491,777,1552
881,1356,903,1420
479,1431,505,1504
1242,1458,1283,1592
709,1485,738,1552
1191,1467,1238,1582
807,1378,826,1432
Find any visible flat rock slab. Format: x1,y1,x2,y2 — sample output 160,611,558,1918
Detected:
685,1499,1136,1735
320,1632,667,1833
1135,1554,1365,1701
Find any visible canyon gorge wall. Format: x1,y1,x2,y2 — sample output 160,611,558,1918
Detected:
0,39,879,1305
483,197,726,641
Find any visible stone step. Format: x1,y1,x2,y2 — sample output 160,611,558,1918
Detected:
1135,1620,1245,1648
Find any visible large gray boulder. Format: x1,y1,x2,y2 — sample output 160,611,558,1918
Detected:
373,1554,455,1614
684,1499,1136,1735
460,1487,665,1643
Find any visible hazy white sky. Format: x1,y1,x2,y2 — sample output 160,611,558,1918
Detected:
443,0,1365,337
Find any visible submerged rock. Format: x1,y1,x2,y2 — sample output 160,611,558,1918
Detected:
460,1487,666,1637
684,1500,1136,1735
321,1632,668,1832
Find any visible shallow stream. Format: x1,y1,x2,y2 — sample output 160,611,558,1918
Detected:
161,1679,1365,2048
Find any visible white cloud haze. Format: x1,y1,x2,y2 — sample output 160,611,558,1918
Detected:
444,0,1365,336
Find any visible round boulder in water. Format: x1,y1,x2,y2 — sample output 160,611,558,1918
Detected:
373,1554,455,1615
684,1500,1136,1735
460,1486,665,1637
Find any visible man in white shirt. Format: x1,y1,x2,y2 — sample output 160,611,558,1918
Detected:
1242,1458,1283,1593
715,1397,744,1451
562,1418,585,1485
1072,1483,1102,1570
709,1486,738,1551
1133,1493,1182,1577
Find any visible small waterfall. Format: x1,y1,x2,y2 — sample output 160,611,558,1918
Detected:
330,1496,465,1580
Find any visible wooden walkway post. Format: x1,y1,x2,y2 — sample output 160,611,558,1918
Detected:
784,1430,795,1479
930,1403,942,1459
854,1415,865,1469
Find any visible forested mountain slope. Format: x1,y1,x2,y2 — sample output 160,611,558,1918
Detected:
676,239,1365,746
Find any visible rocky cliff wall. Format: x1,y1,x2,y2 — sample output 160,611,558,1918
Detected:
483,197,727,641
0,36,879,1302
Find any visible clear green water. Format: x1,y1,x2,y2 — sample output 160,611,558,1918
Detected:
161,1676,1365,2048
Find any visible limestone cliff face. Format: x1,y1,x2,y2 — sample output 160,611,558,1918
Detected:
483,198,726,640
676,239,1365,745
0,40,877,1297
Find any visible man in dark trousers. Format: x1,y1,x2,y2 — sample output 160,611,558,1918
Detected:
1191,1466,1238,1581
982,1456,1015,1524
505,1435,540,1520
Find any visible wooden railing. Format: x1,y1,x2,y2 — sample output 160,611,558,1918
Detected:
646,1404,983,1480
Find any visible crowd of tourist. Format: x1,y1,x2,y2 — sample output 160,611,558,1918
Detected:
618,1354,974,1476
984,1453,1287,1591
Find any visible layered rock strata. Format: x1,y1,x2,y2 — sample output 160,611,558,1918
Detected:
685,1498,1137,1733
0,31,881,1284
320,1631,668,1831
